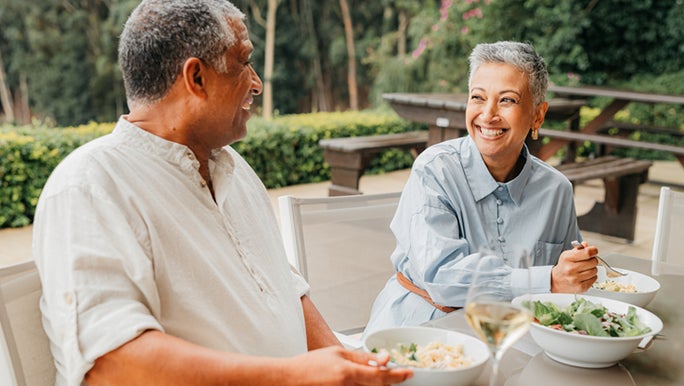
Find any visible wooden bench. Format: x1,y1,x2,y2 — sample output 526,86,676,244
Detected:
319,131,428,196
532,129,670,241
320,130,653,241
533,127,684,165
555,156,653,241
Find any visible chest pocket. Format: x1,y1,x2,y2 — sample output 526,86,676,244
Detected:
534,240,564,266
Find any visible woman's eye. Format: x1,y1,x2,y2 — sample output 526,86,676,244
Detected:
501,97,518,104
470,95,484,101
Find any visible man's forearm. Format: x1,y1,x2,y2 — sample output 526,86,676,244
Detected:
85,330,287,386
301,295,341,350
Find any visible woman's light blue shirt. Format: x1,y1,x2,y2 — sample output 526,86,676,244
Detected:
364,136,581,335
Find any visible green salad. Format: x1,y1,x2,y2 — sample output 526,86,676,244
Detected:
528,297,651,337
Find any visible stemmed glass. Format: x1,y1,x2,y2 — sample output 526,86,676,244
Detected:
464,246,532,386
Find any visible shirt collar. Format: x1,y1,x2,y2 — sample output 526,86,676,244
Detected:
462,136,532,206
114,117,194,167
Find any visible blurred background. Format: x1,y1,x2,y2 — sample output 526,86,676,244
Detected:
1,0,683,127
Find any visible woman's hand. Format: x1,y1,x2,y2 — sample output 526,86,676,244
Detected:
550,241,599,293
283,346,413,386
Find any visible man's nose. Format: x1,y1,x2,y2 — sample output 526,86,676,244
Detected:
250,66,263,96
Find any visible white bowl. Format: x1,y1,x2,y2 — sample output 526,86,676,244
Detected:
587,267,660,308
512,293,662,368
363,326,489,386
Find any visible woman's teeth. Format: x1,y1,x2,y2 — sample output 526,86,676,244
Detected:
480,127,504,137
242,101,252,111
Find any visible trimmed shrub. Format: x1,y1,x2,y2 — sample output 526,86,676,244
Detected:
0,111,425,228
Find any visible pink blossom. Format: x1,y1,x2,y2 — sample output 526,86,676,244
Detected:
412,38,428,59
461,26,469,34
440,0,453,21
463,7,483,20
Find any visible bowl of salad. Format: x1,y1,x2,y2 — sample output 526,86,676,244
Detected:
587,266,660,308
363,326,489,386
512,293,662,368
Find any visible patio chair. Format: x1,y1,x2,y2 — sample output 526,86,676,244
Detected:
651,186,684,276
0,260,55,386
278,192,401,344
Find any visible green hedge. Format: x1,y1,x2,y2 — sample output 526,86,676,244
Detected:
0,122,115,228
233,110,426,188
0,111,425,229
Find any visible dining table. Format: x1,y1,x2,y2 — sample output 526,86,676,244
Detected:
422,253,683,386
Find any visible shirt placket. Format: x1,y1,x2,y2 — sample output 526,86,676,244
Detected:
222,217,269,294
493,184,509,259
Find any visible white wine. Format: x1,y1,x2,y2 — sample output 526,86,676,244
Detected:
465,301,531,353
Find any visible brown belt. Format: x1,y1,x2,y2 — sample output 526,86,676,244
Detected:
396,271,459,313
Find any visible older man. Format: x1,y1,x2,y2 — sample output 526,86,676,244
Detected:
33,1,412,385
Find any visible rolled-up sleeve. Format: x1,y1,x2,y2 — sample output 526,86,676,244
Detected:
35,185,163,385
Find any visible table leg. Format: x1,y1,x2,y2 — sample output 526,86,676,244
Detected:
576,172,646,241
537,99,629,160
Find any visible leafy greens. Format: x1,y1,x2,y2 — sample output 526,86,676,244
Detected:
529,297,651,337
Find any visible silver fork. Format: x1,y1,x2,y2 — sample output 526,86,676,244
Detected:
571,241,627,278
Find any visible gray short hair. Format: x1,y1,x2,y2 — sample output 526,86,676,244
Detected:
468,41,548,106
118,0,245,106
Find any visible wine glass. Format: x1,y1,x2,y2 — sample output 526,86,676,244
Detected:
464,246,532,386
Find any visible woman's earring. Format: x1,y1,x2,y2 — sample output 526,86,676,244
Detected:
531,128,538,140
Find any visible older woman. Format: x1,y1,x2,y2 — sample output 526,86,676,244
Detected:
364,41,599,334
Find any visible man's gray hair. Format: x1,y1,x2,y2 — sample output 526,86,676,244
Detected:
468,41,548,106
118,0,245,106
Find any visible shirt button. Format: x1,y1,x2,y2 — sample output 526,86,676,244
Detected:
498,236,505,242
496,200,502,206
64,293,73,305
187,152,194,159
497,217,503,224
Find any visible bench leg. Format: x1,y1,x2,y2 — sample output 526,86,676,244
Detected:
576,174,643,241
324,150,373,196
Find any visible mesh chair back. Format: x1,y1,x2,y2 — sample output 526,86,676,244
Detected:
652,187,684,275
279,192,401,333
0,261,55,386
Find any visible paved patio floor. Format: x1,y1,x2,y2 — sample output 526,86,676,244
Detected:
1,160,682,267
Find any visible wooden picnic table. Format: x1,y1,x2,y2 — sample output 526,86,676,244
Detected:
542,85,684,166
382,92,659,240
383,92,586,147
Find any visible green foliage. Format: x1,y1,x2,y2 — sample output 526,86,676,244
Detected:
232,109,426,188
614,71,684,129
0,122,113,228
0,111,424,228
1,0,683,129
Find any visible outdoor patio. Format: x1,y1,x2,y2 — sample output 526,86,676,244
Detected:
1,159,682,268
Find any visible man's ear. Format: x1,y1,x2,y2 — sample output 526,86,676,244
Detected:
182,58,207,98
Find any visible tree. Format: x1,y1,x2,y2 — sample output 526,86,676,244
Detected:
0,51,14,123
250,0,280,120
338,0,358,110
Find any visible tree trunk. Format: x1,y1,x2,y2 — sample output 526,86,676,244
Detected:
262,0,279,120
302,0,329,112
0,51,15,123
339,0,358,110
397,9,408,56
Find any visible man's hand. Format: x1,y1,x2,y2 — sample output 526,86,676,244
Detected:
284,346,413,386
551,241,599,293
